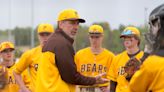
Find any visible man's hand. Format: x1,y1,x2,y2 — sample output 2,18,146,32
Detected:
0,66,8,89
19,87,31,92
100,86,109,92
95,73,109,84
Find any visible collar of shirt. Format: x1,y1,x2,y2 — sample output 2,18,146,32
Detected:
55,28,74,45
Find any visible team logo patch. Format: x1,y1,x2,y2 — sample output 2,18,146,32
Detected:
118,66,125,75
5,43,10,48
43,26,47,30
74,11,78,17
34,64,38,71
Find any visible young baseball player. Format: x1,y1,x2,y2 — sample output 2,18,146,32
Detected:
0,41,31,92
108,27,144,92
13,23,54,92
75,24,115,92
129,4,164,92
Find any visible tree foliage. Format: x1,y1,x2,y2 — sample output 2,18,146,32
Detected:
0,23,149,57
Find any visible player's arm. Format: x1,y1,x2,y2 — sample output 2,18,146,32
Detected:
129,61,152,92
21,69,31,91
52,44,96,85
0,66,8,89
13,72,31,92
13,51,32,92
107,56,117,92
45,42,108,85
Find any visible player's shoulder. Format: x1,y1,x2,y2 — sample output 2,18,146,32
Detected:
48,31,67,44
115,50,127,58
76,47,90,55
21,45,41,57
138,50,144,56
9,63,17,69
110,51,126,64
141,55,164,72
21,49,32,57
144,55,164,65
43,32,71,53
103,48,115,56
30,45,41,52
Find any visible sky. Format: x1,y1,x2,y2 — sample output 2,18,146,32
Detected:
0,0,164,30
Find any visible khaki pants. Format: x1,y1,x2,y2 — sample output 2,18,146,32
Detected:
78,87,102,92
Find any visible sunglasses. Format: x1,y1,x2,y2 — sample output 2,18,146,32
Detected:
39,33,51,36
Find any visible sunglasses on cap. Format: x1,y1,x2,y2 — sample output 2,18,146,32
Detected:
121,30,134,36
39,32,51,36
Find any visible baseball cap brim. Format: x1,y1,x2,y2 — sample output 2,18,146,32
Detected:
89,33,103,36
78,19,85,23
66,18,85,23
1,48,14,52
120,34,140,39
120,35,133,38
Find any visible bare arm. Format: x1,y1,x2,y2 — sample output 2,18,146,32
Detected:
13,71,31,92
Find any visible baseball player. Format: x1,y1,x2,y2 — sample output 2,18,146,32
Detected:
75,24,115,92
0,41,31,92
13,23,54,92
108,27,144,92
129,4,164,92
35,9,108,92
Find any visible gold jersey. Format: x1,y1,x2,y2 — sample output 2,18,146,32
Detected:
129,55,164,92
14,45,42,91
36,52,75,92
0,64,31,92
108,50,143,92
75,47,115,87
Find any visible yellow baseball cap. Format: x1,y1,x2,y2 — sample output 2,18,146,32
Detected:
37,23,54,33
0,41,15,52
89,25,104,34
120,26,140,38
57,9,85,23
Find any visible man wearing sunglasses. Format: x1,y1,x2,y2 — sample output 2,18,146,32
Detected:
108,27,144,92
36,9,109,92
0,41,31,92
129,4,164,92
75,25,115,92
13,23,54,92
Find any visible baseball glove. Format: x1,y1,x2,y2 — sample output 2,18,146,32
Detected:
0,66,8,89
124,57,141,81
